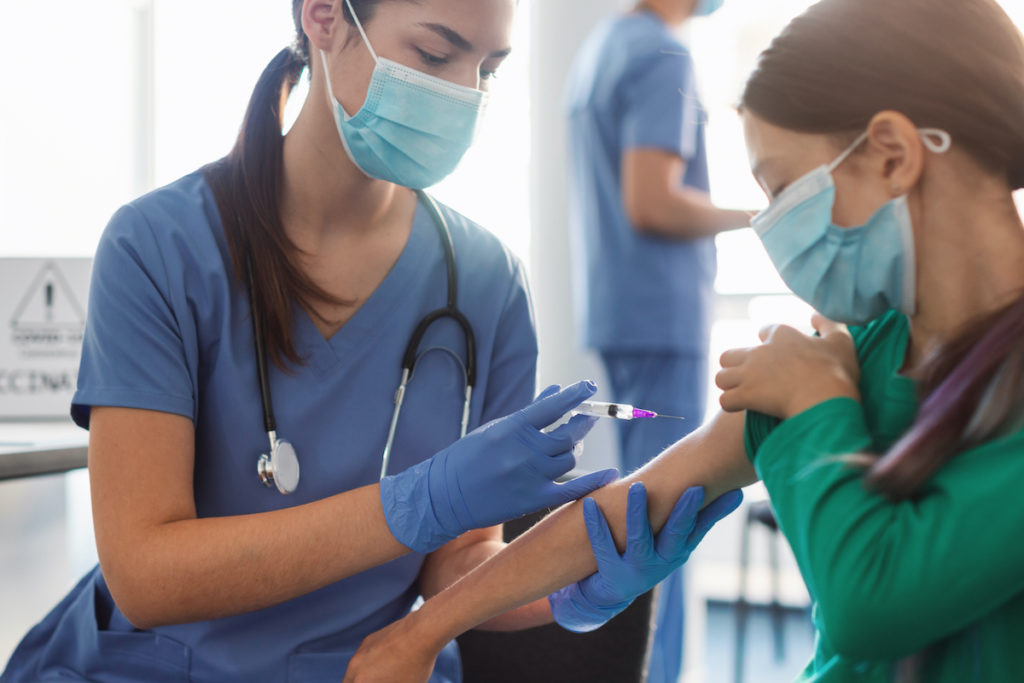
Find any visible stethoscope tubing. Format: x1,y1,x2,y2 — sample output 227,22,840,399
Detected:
250,190,477,492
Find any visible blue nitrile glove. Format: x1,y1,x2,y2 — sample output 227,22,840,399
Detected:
380,381,620,553
549,482,744,632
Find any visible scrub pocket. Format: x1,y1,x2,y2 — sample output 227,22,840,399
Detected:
34,578,191,682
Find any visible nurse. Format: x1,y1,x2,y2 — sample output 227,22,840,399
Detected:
0,1,722,681
342,0,1024,681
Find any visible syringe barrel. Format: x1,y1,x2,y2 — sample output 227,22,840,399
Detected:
573,401,635,420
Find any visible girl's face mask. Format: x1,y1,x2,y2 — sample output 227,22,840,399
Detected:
751,127,952,325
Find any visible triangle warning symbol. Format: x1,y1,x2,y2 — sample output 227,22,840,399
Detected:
10,261,87,328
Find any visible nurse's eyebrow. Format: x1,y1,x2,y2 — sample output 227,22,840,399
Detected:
419,22,512,58
420,22,473,51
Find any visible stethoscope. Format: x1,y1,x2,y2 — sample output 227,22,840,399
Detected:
250,190,477,494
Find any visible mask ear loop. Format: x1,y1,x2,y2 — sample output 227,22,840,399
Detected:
343,0,379,62
919,129,952,154
827,128,952,175
827,132,870,173
319,50,340,104
321,0,380,102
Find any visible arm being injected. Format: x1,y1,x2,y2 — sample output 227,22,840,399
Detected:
343,409,758,683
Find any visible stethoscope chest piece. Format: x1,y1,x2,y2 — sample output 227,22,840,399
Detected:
258,436,300,495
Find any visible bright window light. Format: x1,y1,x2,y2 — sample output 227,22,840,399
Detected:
0,0,531,267
431,2,532,266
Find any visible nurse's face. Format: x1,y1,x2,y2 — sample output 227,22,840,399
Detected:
319,0,516,116
742,110,896,229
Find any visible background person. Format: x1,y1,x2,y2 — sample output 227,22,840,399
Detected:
565,0,751,678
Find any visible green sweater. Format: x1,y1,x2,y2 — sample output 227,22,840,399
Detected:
745,311,1024,682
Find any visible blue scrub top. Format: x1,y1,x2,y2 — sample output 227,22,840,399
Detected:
3,171,538,683
567,10,716,354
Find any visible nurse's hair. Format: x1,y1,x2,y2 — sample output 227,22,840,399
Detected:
741,0,1024,498
203,0,390,368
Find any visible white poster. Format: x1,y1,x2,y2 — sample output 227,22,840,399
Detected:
0,259,93,419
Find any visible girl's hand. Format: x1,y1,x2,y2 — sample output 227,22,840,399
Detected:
716,314,861,420
343,613,442,683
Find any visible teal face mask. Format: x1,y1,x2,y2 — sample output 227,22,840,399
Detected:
320,0,489,189
694,0,725,16
751,127,952,325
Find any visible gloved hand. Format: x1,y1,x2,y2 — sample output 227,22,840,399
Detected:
380,381,620,553
549,482,743,632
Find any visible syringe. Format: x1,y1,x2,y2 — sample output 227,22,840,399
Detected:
571,401,684,421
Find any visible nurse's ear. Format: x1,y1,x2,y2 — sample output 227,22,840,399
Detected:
864,111,927,198
302,0,341,53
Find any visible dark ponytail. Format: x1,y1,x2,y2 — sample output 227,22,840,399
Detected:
203,0,383,368
741,0,1024,501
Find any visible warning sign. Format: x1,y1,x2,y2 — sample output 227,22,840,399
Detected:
1,259,93,418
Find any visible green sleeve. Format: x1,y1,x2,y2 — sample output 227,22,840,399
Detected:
753,397,1024,661
744,409,781,462
743,315,881,460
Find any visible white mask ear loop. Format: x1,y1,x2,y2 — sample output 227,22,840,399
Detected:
827,132,870,173
343,0,379,62
320,0,379,102
826,127,952,175
919,128,952,154
319,0,379,122
320,50,339,104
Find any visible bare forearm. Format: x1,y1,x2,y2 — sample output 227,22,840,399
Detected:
623,149,752,240
477,598,554,631
420,537,505,600
420,535,556,632
104,484,407,628
637,188,751,240
408,411,757,650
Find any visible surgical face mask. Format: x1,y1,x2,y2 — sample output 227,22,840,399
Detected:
320,0,489,189
693,0,725,17
751,127,952,325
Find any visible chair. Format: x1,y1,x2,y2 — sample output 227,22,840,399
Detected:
457,508,654,683
733,500,786,683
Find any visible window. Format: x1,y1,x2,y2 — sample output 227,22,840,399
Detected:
0,2,140,257
0,0,532,265
432,2,532,264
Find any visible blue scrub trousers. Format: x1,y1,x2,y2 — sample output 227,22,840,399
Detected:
600,351,707,683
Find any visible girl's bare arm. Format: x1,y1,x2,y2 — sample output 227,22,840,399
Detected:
344,409,758,682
